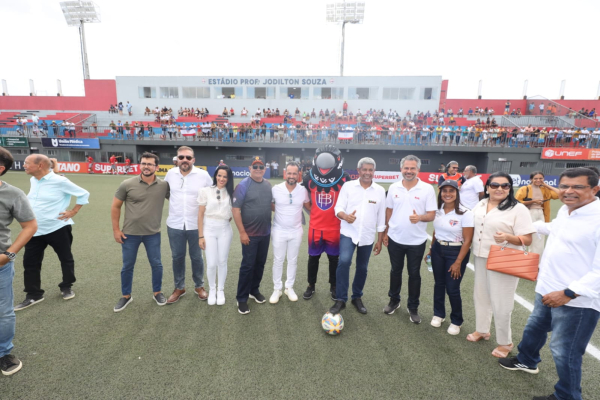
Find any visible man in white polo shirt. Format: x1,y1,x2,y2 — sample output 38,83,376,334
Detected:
383,155,437,324
164,146,213,304
460,165,485,210
269,162,310,304
499,167,600,400
329,157,386,315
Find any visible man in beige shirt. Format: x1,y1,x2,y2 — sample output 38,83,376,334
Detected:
111,152,170,312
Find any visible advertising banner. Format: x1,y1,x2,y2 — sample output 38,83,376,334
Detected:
206,166,271,179
541,147,595,160
56,161,140,175
1,137,29,147
343,171,491,185
41,138,101,149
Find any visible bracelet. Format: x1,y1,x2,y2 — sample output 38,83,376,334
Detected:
199,236,204,239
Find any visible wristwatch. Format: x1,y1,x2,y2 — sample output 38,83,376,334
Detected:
2,251,16,261
564,288,577,299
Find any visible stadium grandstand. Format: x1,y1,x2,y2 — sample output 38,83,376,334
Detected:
1,76,599,181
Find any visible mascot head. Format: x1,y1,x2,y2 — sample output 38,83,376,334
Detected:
307,145,346,192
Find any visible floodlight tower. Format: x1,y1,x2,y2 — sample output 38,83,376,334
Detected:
60,1,101,80
326,2,365,77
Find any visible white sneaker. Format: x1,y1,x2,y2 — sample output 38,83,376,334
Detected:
207,290,216,306
447,323,461,335
216,290,225,306
431,316,445,327
270,289,282,304
284,287,298,302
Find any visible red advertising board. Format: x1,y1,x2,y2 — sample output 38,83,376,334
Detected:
542,148,590,160
57,162,140,174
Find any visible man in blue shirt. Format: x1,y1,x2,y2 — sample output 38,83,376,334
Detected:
232,157,273,315
15,155,90,311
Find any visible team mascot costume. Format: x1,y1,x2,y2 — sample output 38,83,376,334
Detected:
302,145,350,300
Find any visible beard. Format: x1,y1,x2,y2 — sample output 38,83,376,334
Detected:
179,162,191,172
286,178,297,185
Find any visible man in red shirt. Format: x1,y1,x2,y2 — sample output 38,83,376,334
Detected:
87,156,94,174
125,157,131,175
109,155,117,175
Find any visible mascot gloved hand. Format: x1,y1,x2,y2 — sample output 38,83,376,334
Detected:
302,145,350,301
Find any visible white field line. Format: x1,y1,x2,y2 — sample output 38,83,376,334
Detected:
426,235,600,361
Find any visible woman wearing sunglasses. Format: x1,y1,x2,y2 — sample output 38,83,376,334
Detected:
468,172,535,358
197,165,234,306
425,180,474,336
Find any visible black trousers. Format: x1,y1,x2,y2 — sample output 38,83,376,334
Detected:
387,238,427,310
23,225,76,299
307,254,338,288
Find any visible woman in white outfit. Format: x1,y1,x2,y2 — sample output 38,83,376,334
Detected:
198,165,234,305
468,172,535,358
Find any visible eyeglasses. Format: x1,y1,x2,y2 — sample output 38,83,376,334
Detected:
558,184,591,191
178,155,193,161
140,163,156,167
216,189,221,200
489,182,511,190
252,165,265,170
289,193,293,204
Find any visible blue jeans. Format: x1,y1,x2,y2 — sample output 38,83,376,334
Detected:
167,226,204,289
430,241,469,325
121,233,163,296
335,234,373,302
0,261,15,357
236,235,270,302
517,293,600,400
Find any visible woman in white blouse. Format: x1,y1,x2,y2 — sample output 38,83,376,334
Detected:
426,180,474,336
468,172,535,358
198,165,234,306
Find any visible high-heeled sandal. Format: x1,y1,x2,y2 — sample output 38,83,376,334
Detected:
466,331,491,342
492,343,514,358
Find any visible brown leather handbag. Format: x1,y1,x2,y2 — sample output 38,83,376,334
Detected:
486,236,539,281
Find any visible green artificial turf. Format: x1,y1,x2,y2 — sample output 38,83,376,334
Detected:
1,172,599,399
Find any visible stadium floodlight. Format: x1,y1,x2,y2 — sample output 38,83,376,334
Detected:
326,2,365,77
60,1,101,80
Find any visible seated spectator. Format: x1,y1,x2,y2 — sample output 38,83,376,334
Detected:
295,108,301,117
222,107,229,117
256,107,262,117
468,107,473,116
275,108,280,117
241,107,248,116
283,109,289,116
229,108,235,116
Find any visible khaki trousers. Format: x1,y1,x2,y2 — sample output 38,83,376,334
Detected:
473,255,519,345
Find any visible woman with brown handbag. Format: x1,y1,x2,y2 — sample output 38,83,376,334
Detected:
468,172,535,358
515,171,559,258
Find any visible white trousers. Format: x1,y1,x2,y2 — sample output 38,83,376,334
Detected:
271,228,303,290
528,208,545,259
473,255,519,345
204,219,233,291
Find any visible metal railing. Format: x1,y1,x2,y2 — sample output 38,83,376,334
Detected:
3,124,598,149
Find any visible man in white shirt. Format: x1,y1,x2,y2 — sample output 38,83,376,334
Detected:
164,146,213,304
499,167,600,400
269,162,310,304
383,155,437,323
460,165,485,210
272,161,279,177
329,158,386,315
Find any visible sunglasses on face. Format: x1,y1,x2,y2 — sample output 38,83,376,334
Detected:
178,155,193,161
252,165,265,170
489,183,511,190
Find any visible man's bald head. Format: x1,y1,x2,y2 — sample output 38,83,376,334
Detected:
24,154,51,177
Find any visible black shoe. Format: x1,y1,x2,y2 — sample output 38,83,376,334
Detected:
532,396,557,400
330,286,336,301
499,357,539,375
407,308,421,324
249,292,266,304
351,298,367,314
0,354,23,376
383,299,400,315
114,296,132,312
237,301,250,315
14,297,44,311
303,286,315,300
329,300,346,315
61,288,75,300
154,293,167,306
